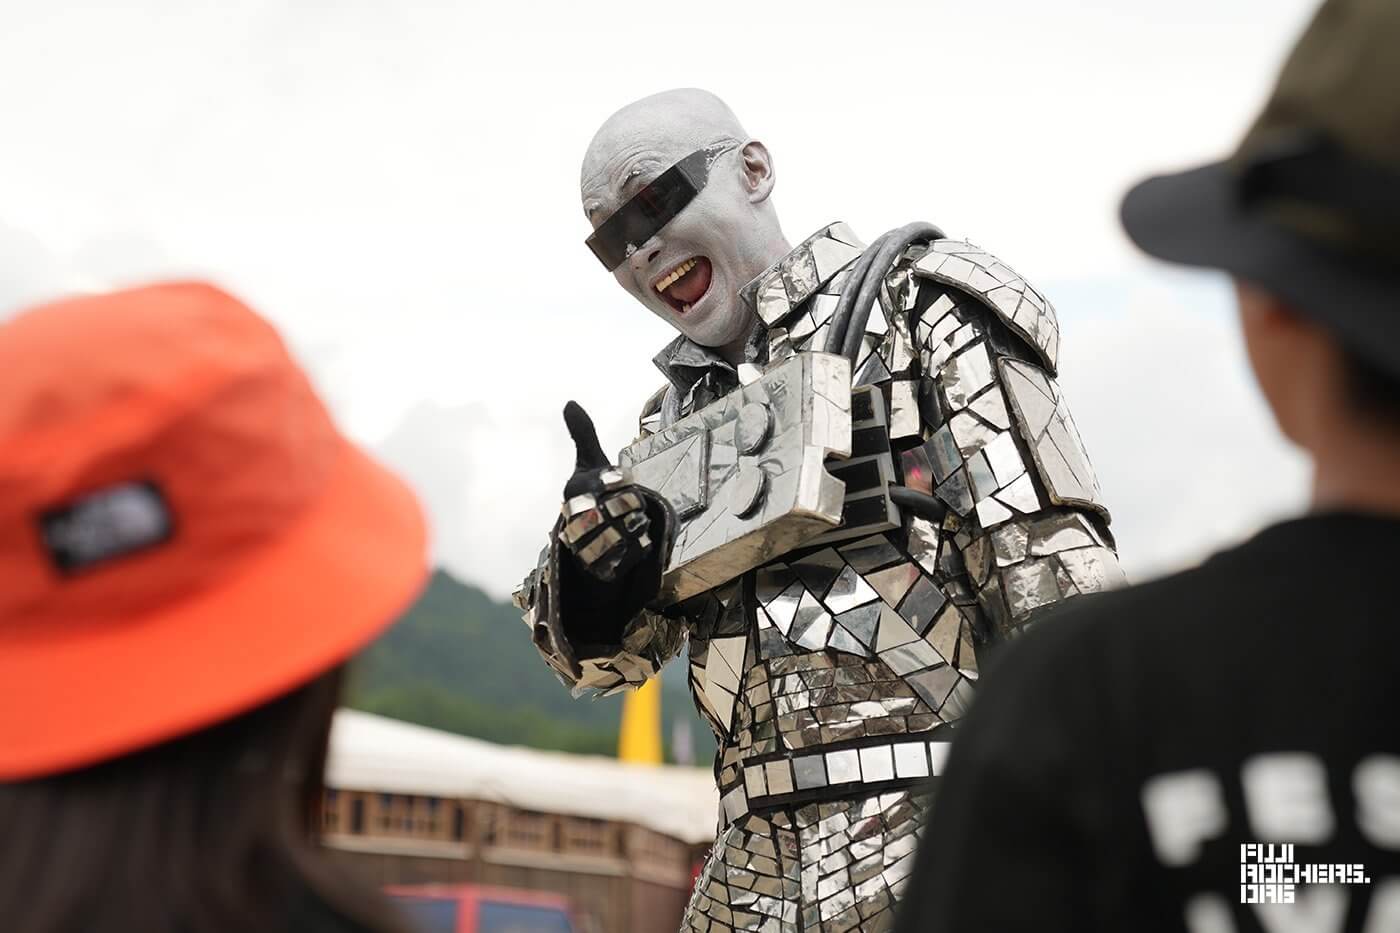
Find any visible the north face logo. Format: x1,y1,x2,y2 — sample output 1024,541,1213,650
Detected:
39,480,173,574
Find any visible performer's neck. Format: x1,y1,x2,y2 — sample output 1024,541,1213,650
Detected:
717,234,794,367
717,328,753,368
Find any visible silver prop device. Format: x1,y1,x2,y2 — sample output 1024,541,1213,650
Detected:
618,352,855,603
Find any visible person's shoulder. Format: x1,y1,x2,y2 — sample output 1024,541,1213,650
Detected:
944,582,1159,771
941,582,1126,776
989,532,1261,692
1018,556,1216,646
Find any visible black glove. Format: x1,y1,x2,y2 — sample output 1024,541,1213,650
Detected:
558,401,664,583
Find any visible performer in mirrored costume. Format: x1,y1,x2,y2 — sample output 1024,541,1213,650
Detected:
514,89,1125,933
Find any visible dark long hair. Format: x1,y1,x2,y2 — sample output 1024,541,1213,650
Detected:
0,666,411,933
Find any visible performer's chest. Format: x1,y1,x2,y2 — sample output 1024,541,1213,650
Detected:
678,522,982,760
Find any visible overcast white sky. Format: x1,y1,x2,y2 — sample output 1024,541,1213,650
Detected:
0,0,1319,599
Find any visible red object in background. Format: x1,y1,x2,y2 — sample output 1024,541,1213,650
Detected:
384,884,577,933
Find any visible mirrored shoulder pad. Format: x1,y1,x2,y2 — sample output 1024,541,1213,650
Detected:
911,239,1060,373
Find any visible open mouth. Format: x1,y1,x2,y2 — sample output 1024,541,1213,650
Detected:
652,256,713,315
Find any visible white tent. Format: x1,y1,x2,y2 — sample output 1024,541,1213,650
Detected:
326,710,719,845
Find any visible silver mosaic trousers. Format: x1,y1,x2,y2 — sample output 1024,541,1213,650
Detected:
683,790,925,933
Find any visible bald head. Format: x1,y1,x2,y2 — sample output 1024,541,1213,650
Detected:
581,89,748,208
577,89,789,358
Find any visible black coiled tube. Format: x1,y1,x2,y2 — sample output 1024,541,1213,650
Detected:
889,485,947,524
823,222,945,365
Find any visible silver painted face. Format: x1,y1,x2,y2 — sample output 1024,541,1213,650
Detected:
582,143,771,351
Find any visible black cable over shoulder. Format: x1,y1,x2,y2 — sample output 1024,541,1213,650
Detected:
822,222,945,365
823,232,888,358
822,223,950,533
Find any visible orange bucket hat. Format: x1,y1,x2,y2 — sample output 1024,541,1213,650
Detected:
0,282,429,780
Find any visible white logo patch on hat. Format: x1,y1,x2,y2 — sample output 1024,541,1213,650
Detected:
39,481,173,574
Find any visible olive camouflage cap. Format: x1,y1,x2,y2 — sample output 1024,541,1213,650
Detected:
1121,0,1400,377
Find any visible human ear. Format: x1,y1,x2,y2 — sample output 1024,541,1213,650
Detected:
740,141,776,204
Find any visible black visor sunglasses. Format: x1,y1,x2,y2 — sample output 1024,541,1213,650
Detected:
585,144,736,271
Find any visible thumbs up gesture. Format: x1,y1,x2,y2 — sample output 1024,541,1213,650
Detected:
558,401,662,583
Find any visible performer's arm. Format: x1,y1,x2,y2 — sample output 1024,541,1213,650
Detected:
512,402,687,698
902,249,1125,641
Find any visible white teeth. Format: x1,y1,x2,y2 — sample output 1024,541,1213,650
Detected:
682,303,692,314
654,258,698,294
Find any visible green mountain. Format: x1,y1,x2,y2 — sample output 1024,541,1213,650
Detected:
347,569,715,763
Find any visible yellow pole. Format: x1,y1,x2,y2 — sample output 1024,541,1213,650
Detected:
617,676,663,764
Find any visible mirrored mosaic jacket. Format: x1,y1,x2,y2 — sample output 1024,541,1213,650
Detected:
514,220,1124,879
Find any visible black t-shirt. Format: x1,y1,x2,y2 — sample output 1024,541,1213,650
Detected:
895,512,1400,933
